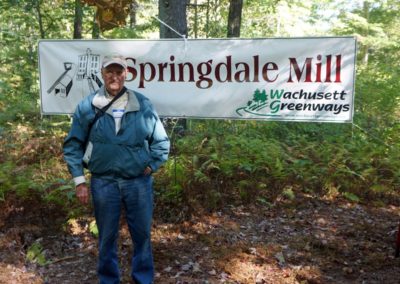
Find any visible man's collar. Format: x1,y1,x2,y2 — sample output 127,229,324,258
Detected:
104,90,113,100
92,86,140,113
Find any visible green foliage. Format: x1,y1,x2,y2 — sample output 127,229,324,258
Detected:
43,180,76,206
1,0,400,219
0,116,82,214
156,114,400,212
89,220,99,238
282,187,296,200
343,192,361,202
26,242,48,266
187,0,229,38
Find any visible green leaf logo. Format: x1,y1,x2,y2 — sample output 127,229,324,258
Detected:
236,88,279,117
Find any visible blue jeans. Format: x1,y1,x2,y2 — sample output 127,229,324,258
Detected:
91,175,154,284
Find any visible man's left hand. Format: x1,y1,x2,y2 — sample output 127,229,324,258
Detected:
143,166,152,176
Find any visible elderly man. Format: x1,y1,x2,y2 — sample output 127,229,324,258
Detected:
63,54,170,284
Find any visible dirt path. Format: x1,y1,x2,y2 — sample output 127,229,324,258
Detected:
1,194,400,283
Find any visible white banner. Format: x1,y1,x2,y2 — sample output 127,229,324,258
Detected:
38,37,356,122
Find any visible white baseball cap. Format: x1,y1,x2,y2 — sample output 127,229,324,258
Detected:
102,54,127,69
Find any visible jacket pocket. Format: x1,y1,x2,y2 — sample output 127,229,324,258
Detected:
132,147,151,169
115,146,151,178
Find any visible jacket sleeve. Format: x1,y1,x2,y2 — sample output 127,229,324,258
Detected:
63,99,94,178
145,106,170,172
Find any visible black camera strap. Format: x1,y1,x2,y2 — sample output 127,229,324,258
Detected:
85,86,127,145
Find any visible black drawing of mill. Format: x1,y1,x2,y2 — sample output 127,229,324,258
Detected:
47,48,103,97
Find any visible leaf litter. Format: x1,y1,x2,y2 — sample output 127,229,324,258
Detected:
0,193,400,283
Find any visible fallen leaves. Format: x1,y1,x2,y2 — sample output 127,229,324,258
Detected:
1,194,400,283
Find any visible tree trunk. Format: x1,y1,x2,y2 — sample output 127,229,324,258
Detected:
35,0,45,38
158,0,188,131
158,0,188,38
73,0,83,39
362,1,370,65
227,0,243,38
92,12,100,39
130,0,137,28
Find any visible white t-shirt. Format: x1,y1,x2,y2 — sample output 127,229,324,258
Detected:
92,91,129,133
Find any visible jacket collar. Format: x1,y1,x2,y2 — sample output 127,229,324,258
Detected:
92,86,140,115
125,89,140,112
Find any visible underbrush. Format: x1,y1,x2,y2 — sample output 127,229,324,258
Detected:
0,116,84,218
1,117,400,222
154,120,400,218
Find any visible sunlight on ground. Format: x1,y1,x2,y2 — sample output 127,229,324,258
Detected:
67,217,94,236
219,249,325,283
0,263,43,284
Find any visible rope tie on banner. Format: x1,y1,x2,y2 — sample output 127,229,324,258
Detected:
132,2,188,53
153,16,187,40
152,16,188,54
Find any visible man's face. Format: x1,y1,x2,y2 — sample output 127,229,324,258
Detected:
101,64,126,96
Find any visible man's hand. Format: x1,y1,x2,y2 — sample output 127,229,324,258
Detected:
76,183,90,205
143,166,152,176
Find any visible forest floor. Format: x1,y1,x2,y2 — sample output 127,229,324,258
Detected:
1,193,400,284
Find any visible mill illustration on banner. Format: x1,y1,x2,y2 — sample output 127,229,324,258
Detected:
46,48,103,98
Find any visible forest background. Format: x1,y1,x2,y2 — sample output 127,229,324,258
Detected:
1,0,399,215
1,0,400,283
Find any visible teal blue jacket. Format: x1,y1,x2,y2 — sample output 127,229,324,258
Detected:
63,87,170,179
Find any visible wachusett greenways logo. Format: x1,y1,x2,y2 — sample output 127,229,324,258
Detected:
235,88,350,117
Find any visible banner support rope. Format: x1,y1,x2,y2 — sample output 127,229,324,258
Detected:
132,2,188,55
351,122,391,148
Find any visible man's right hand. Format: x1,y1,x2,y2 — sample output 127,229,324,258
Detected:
76,183,90,205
